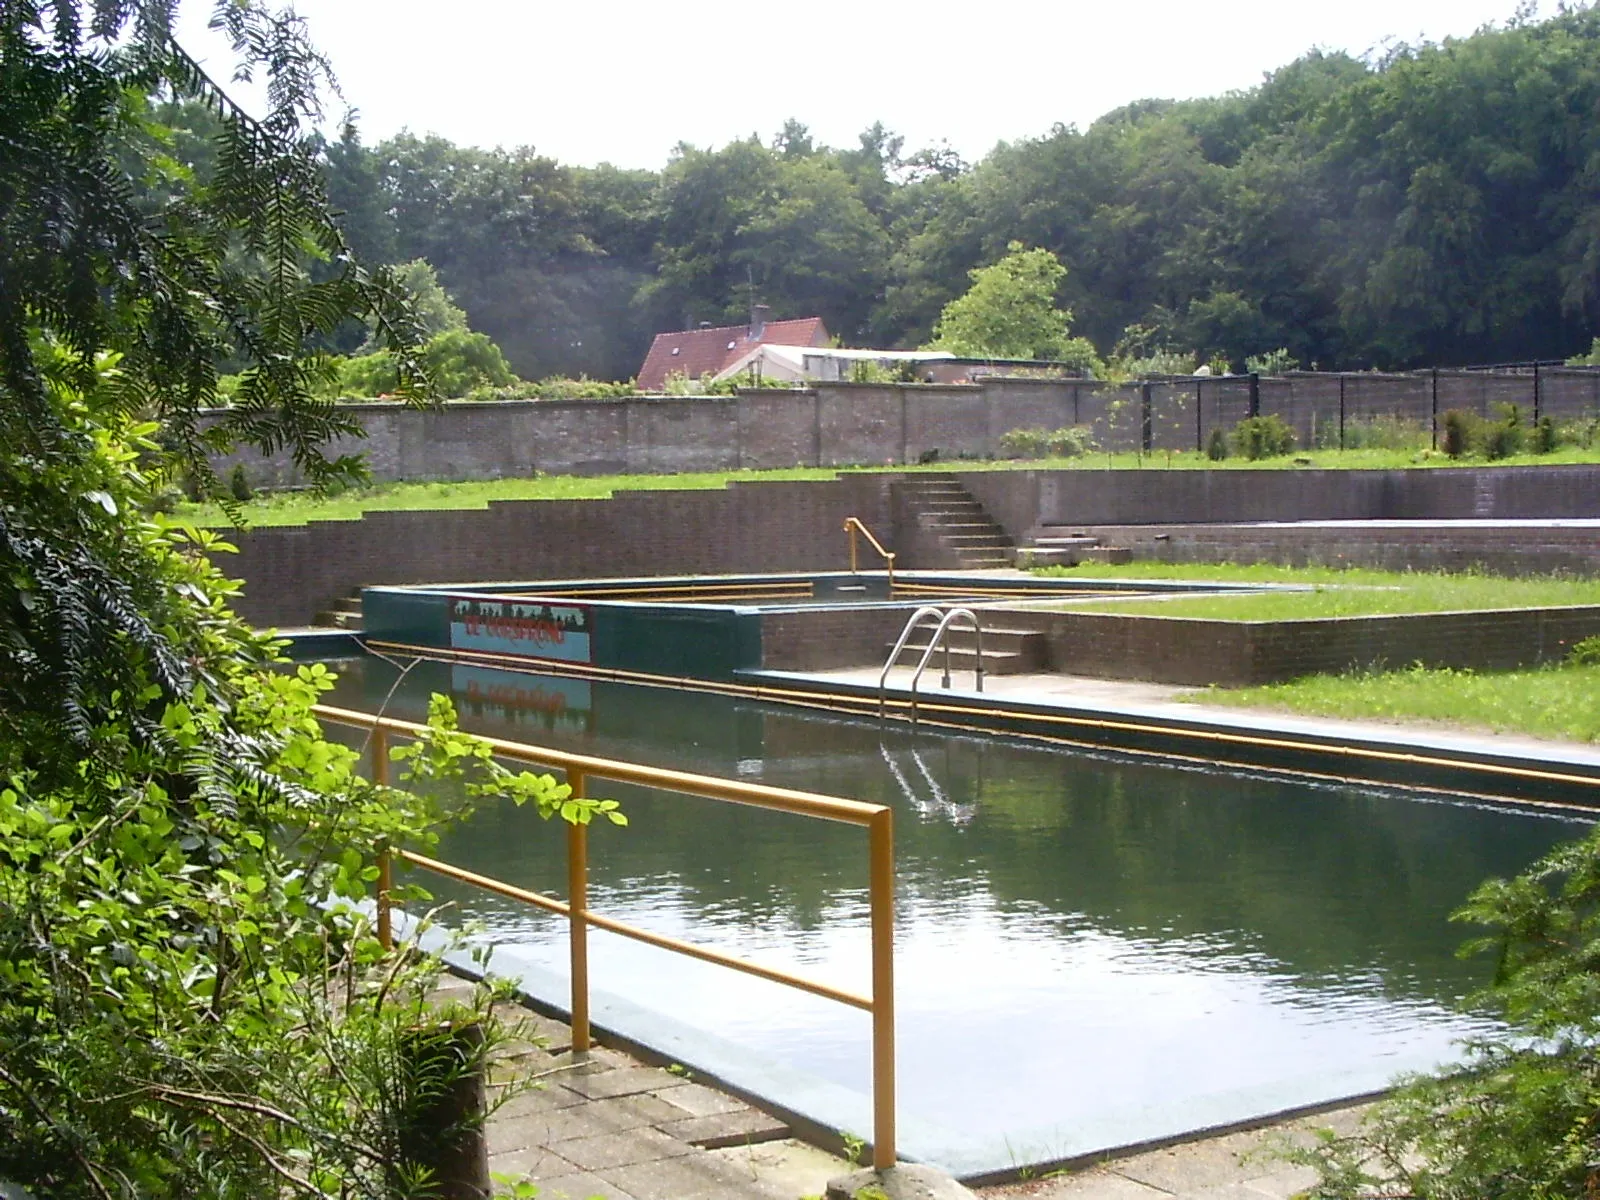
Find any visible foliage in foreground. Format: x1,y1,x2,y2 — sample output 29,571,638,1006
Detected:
1287,822,1600,1197
0,4,628,1194
0,385,631,1195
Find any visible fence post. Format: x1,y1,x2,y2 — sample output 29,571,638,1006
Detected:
1140,382,1153,454
1534,363,1542,423
869,808,896,1170
1195,380,1203,452
1431,368,1439,450
1338,376,1346,450
372,728,392,952
1248,373,1260,419
567,770,591,1054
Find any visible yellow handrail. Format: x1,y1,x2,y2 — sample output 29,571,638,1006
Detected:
843,517,896,594
317,702,897,1170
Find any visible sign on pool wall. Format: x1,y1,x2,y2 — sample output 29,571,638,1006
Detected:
449,597,593,664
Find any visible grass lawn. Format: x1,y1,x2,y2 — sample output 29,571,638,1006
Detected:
189,444,1600,527
1189,662,1600,743
1033,564,1600,619
184,467,847,526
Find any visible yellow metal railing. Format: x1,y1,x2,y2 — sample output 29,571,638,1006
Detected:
844,517,896,594
317,703,897,1170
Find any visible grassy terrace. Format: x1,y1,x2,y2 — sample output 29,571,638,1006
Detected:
1197,662,1600,743
1036,563,1600,619
1036,562,1600,741
188,444,1600,527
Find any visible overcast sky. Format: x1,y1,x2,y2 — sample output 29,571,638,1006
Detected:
176,0,1527,169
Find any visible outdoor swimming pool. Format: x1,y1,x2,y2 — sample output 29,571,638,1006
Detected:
326,653,1587,1173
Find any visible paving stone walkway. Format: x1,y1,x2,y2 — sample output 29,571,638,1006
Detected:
978,1104,1370,1200
448,960,1373,1200
432,975,850,1200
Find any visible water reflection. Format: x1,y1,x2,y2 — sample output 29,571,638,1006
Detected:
326,656,1585,1137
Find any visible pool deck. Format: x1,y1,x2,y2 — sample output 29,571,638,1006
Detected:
430,972,852,1200
437,962,1370,1200
812,663,1600,770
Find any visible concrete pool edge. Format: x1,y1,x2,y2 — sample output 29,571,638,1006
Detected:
312,628,1600,810
738,668,1600,811
377,905,1413,1184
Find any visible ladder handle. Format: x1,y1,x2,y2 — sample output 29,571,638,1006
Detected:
880,607,985,725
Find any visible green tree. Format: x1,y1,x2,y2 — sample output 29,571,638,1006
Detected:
0,4,620,1195
927,242,1102,368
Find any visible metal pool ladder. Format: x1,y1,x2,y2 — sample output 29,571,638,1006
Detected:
878,606,984,726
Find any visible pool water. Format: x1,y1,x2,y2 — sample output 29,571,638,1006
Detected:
327,656,1585,1157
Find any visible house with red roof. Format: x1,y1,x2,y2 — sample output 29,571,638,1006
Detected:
635,306,829,392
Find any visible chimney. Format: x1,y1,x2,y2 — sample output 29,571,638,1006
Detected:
749,304,770,340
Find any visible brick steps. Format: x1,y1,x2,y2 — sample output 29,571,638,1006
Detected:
898,473,1016,567
314,589,364,630
885,625,1047,674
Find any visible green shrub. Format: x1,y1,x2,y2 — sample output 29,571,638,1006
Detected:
228,462,252,502
1481,402,1526,460
1045,426,1096,457
1243,347,1298,375
1440,409,1476,458
1229,414,1296,460
1340,414,1430,451
848,359,897,383
466,376,637,402
339,329,516,399
1569,635,1600,666
1292,821,1600,1197
1206,426,1229,461
1557,415,1600,448
1532,414,1557,454
998,428,1048,458
1000,426,1097,459
1565,336,1600,366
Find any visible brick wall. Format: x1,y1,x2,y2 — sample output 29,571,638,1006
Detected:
959,463,1600,529
208,369,1600,489
1079,522,1600,578
229,474,894,627
1009,605,1600,686
760,607,909,670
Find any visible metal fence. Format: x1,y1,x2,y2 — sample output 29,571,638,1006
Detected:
1065,366,1600,454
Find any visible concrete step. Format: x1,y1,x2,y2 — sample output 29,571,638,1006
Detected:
1016,546,1080,567
887,644,1033,674
314,609,363,630
1031,536,1101,549
939,533,1015,547
957,552,1015,567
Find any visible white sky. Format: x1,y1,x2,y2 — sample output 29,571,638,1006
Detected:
176,0,1526,169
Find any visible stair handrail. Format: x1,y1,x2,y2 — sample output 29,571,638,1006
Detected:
878,606,947,718
844,517,896,595
906,609,984,727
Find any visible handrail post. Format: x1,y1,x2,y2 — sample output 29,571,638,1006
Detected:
844,518,859,574
372,728,393,952
869,807,896,1170
567,769,591,1054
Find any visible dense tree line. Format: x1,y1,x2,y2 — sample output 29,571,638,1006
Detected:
163,5,1600,382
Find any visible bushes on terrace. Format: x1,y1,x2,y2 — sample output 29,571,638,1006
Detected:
998,425,1097,459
